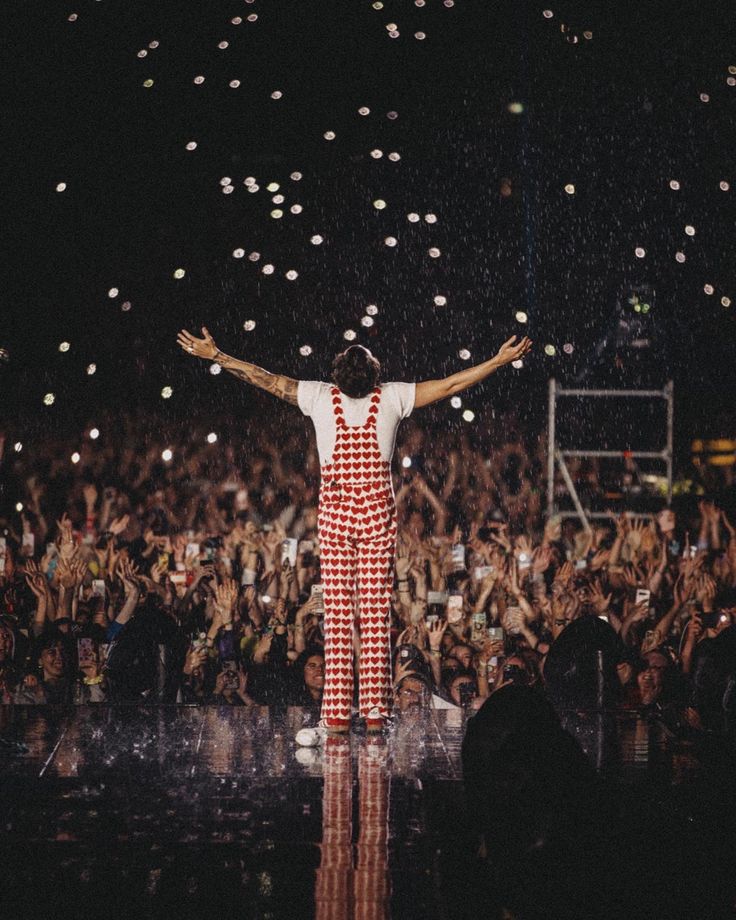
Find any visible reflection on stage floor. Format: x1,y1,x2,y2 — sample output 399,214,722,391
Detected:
0,704,728,919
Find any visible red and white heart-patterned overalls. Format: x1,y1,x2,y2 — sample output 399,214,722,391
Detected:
318,386,397,723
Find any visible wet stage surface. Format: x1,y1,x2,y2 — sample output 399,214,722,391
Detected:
1,705,734,920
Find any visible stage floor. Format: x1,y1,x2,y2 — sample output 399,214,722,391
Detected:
0,705,732,920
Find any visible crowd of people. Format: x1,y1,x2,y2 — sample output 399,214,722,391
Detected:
0,409,733,745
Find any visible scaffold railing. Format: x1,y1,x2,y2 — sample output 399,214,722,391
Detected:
546,378,673,532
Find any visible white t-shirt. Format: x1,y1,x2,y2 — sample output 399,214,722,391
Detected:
297,381,415,465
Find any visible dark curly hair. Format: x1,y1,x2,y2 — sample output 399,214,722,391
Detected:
331,345,381,398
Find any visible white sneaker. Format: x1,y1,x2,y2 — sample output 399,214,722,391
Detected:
295,726,326,747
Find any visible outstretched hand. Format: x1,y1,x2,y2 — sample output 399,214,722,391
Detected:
493,335,532,368
177,327,219,361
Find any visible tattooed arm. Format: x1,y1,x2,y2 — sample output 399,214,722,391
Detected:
177,327,298,405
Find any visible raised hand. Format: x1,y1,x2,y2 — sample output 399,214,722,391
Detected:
493,335,532,368
82,484,98,510
24,559,48,597
56,513,75,559
589,580,612,615
427,617,448,650
215,577,238,623
108,514,129,536
177,326,219,361
120,558,141,595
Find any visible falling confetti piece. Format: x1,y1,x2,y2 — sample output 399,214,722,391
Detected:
243,320,256,331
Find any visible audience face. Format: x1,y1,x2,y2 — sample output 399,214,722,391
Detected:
637,651,669,705
303,654,325,696
39,642,66,682
396,676,427,712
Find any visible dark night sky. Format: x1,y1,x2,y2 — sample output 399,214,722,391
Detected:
3,0,736,457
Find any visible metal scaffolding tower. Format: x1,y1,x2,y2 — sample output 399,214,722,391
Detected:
546,378,674,531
